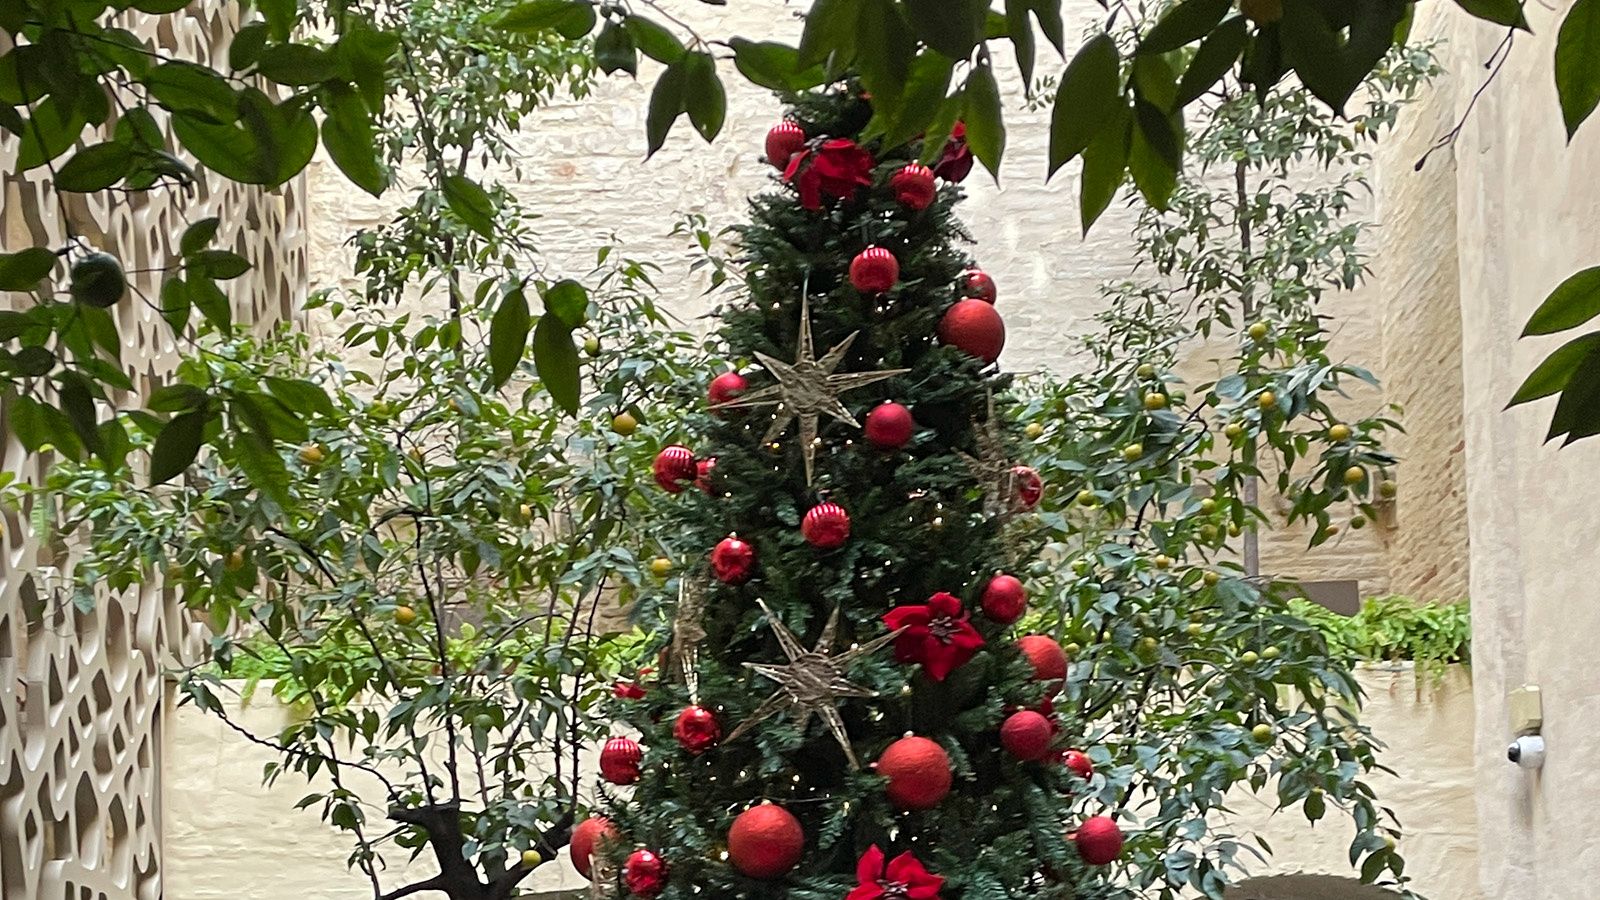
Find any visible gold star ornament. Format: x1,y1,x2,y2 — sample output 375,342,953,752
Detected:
715,296,908,485
958,390,1024,517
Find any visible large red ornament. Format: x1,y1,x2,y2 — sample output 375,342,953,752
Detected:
784,138,875,210
847,845,944,900
765,120,806,169
1010,466,1044,509
1018,635,1068,684
570,816,620,880
933,121,974,183
863,402,914,449
938,299,1006,363
1073,816,1125,866
599,736,643,785
1000,710,1054,761
672,706,721,755
876,735,952,810
801,502,851,549
727,804,805,879
889,163,937,211
961,269,997,304
884,592,985,682
624,849,669,896
695,457,718,494
980,573,1027,624
709,371,748,409
711,535,757,584
653,445,698,493
1061,749,1095,780
850,246,900,294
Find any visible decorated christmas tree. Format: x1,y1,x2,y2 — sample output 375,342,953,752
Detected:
584,87,1117,898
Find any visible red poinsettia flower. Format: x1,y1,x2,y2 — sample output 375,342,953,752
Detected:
932,121,974,183
784,138,875,210
883,592,985,681
613,680,646,700
846,845,944,900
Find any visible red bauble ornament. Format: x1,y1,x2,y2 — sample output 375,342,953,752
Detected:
695,457,718,494
938,299,1006,363
711,535,757,584
672,706,721,755
850,246,900,294
801,502,851,549
570,816,621,880
1018,634,1068,683
709,371,748,409
599,736,643,785
1073,816,1125,866
653,445,698,493
1062,749,1095,780
1010,466,1044,509
961,269,997,304
624,849,669,896
727,804,805,879
765,121,806,169
889,163,937,211
981,573,1027,624
1000,710,1054,762
863,402,915,449
876,735,952,810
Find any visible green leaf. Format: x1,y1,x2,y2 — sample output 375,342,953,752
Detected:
1048,33,1121,178
1004,0,1037,91
646,59,689,157
259,0,299,41
148,384,209,413
180,217,221,255
730,39,825,92
1509,332,1600,406
143,62,238,124
880,51,955,148
190,249,252,280
160,276,191,333
321,85,386,196
1546,343,1600,443
264,377,336,416
334,22,400,111
1080,105,1130,234
229,22,271,71
1129,99,1179,209
1451,0,1530,29
55,141,134,192
857,0,916,109
256,44,338,86
1138,0,1231,56
963,64,1005,180
189,277,233,332
903,0,987,61
0,247,58,291
78,305,121,362
798,0,859,70
17,97,88,171
1524,266,1600,335
532,315,580,414
149,409,207,485
490,289,532,389
596,21,638,76
172,88,317,186
1557,0,1600,139
624,17,685,64
1177,16,1249,106
543,279,589,327
14,346,54,377
682,52,726,142
58,372,104,459
1133,52,1180,113
442,175,496,239
497,0,597,38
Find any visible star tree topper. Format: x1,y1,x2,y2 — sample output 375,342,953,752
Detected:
725,600,905,769
715,295,908,485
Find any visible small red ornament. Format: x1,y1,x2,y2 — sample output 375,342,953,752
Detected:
624,849,669,896
709,371,748,409
848,845,944,900
961,269,997,304
599,736,643,785
1000,710,1054,761
938,299,1006,363
1010,466,1044,509
695,457,718,494
980,573,1027,624
1062,749,1095,780
1073,816,1125,866
653,445,698,493
889,163,937,211
850,246,900,294
613,679,647,700
765,121,806,169
672,706,721,755
570,816,620,880
1018,634,1068,684
876,735,952,810
863,402,915,449
727,804,805,879
801,502,851,549
711,535,757,584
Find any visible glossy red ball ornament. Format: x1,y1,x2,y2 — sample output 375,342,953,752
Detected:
1010,466,1044,509
570,816,621,880
653,445,698,493
695,457,718,494
801,502,851,549
876,735,952,810
1062,749,1095,780
863,401,914,449
961,269,997,304
711,535,757,584
1073,816,1125,866
889,163,937,211
672,706,721,755
938,299,1006,363
765,120,806,169
980,573,1027,624
727,804,805,879
624,849,669,896
709,371,748,410
1018,634,1068,684
1000,710,1054,762
599,736,643,785
850,246,900,294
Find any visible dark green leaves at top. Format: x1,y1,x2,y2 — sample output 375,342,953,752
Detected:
180,218,221,255
1451,0,1530,29
729,39,826,92
532,316,580,414
682,52,726,142
1541,341,1600,444
646,58,689,157
442,175,496,239
1079,105,1131,234
542,279,589,327
799,0,859,71
963,64,1006,180
172,87,318,186
55,142,134,192
255,44,339,86
321,86,387,196
1138,0,1231,56
1510,332,1600,406
625,16,685,64
150,409,208,486
1524,266,1600,335
1177,16,1249,106
1279,0,1408,114
490,289,531,389
596,21,638,76
496,0,598,39
1556,0,1600,139
902,0,988,61
1049,34,1123,178
0,247,58,291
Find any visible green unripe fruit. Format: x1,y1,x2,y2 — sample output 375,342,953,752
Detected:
1379,480,1398,499
1136,363,1156,379
71,252,127,308
1241,650,1260,665
1077,489,1098,507
1122,443,1144,462
1224,422,1245,440
1252,722,1275,742
583,336,601,356
1350,515,1368,529
1202,570,1221,587
1248,321,1270,341
1143,392,1168,411
1344,466,1367,486
1262,646,1281,660
1199,498,1217,514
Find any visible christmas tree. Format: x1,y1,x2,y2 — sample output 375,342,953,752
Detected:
586,86,1116,899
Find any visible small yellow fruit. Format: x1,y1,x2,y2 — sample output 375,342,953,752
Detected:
1224,422,1245,440
1063,642,1082,657
1138,636,1159,656
225,549,245,572
1252,722,1276,742
612,412,638,435
1199,498,1217,514
1350,515,1367,530
1354,120,1369,136
650,557,673,578
1379,480,1398,499
1325,523,1341,536
1187,622,1204,637
1384,835,1398,851
1199,524,1218,541
394,605,417,625
1241,650,1260,665
522,848,544,868
1153,554,1172,569
1328,423,1352,442
583,336,601,356
1262,646,1281,660
1077,489,1098,507
448,398,461,413
1136,363,1157,379
1025,422,1045,439
519,503,533,520
1344,465,1367,486
1248,321,1270,341
409,447,426,463
298,443,325,465
1144,392,1168,411
1202,570,1221,587
1122,443,1144,462
1227,523,1243,537
1257,391,1277,410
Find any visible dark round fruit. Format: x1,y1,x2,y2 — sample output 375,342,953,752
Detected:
70,252,127,309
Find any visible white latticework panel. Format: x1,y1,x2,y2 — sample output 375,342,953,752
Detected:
0,5,307,899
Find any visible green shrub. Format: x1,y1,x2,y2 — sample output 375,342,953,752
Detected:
1290,596,1470,679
